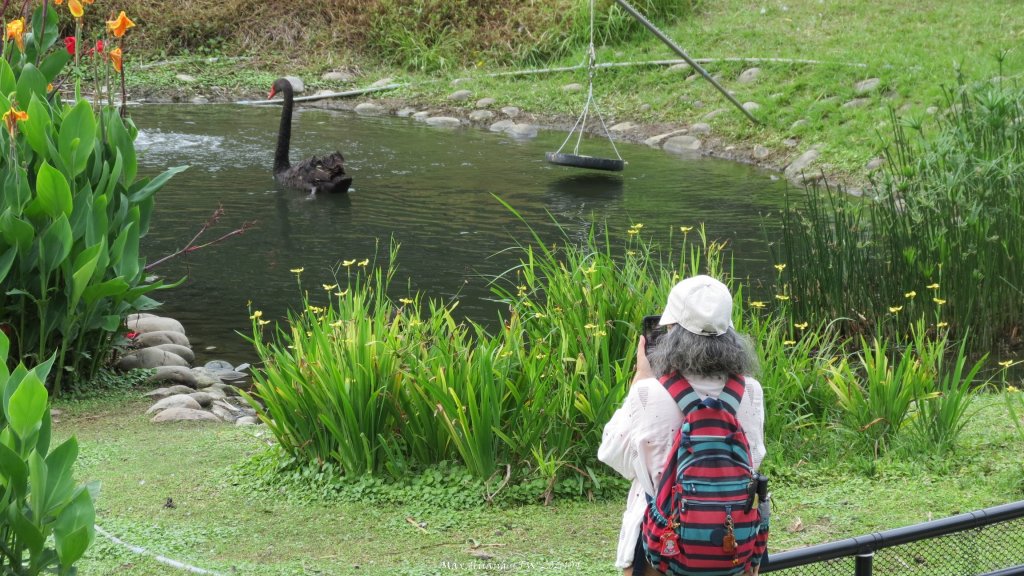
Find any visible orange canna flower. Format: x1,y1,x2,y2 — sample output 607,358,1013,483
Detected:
53,0,63,4
109,47,123,72
83,0,94,3
3,106,29,138
107,11,136,38
68,0,84,18
5,18,25,51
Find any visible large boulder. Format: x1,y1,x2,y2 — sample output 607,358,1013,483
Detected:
126,316,185,335
135,330,190,348
146,366,198,388
117,348,189,370
146,394,202,415
151,408,221,423
151,343,195,364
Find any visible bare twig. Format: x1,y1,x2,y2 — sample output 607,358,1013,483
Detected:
145,205,255,271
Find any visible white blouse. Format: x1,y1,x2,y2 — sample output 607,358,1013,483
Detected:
597,373,766,570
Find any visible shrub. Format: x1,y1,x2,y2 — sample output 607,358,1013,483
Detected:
0,332,96,575
0,3,184,394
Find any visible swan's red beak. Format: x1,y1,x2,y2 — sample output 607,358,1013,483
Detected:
267,87,277,100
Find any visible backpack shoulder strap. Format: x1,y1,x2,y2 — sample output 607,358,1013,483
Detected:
660,372,748,417
659,372,703,415
717,373,747,417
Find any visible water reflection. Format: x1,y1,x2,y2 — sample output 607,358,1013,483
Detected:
132,104,788,364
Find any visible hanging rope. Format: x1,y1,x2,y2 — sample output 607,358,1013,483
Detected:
553,0,623,162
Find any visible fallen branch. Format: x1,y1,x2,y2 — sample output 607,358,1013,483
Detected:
145,205,255,271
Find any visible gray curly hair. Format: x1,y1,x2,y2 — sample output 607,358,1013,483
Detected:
648,326,759,378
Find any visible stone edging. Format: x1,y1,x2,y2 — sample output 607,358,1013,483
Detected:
119,313,261,426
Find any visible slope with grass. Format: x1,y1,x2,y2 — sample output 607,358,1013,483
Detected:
110,0,1024,183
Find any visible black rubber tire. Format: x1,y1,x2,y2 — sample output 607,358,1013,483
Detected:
546,152,625,172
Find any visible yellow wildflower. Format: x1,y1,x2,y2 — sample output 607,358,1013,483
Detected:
1008,385,1020,393
627,228,639,235
933,298,946,305
795,322,809,330
534,312,546,319
905,291,917,299
998,360,1015,368
680,226,694,233
749,301,766,309
595,330,607,337
6,18,25,51
334,289,349,297
322,284,337,291
783,340,796,346
399,298,414,305
330,320,344,328
290,267,304,274
106,11,136,38
936,322,948,328
775,294,790,301
249,310,263,320
626,250,637,257
584,323,598,330
926,283,940,290
342,259,355,267
358,259,369,267
257,319,269,326
889,306,903,313
774,264,786,272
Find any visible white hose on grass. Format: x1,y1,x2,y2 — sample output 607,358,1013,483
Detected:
95,525,225,576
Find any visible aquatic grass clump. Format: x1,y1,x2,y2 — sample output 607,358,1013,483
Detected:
777,67,1024,356
244,220,740,494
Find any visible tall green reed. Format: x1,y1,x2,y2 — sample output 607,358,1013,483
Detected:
777,67,1024,356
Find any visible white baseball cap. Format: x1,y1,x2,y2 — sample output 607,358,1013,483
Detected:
659,275,733,336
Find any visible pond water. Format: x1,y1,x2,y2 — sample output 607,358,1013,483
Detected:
132,103,789,365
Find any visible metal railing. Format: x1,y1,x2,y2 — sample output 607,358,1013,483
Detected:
763,500,1024,576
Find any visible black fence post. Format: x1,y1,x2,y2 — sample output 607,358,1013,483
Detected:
855,553,873,576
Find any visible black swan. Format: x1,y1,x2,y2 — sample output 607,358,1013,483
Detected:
268,78,353,194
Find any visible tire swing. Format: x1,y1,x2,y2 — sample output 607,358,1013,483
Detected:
546,0,625,172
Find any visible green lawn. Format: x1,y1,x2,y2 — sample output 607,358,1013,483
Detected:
55,391,1024,575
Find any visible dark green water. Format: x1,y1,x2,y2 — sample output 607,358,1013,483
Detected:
133,104,788,365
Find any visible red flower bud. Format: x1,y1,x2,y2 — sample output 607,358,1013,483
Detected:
64,36,76,55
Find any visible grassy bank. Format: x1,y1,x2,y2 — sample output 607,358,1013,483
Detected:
55,391,1023,575
102,0,1024,182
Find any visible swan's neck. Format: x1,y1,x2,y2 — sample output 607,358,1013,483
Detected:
274,84,294,174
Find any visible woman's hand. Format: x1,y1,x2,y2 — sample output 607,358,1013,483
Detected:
633,336,655,386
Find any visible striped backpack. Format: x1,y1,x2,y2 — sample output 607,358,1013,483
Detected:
641,372,768,576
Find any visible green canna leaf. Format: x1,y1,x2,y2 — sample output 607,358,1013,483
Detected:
0,58,15,95
1,210,35,252
58,100,96,177
81,277,129,305
54,488,95,567
7,372,47,441
25,94,53,156
15,64,47,112
38,48,71,84
127,165,189,204
106,110,137,182
40,215,73,276
69,244,101,311
34,161,73,219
